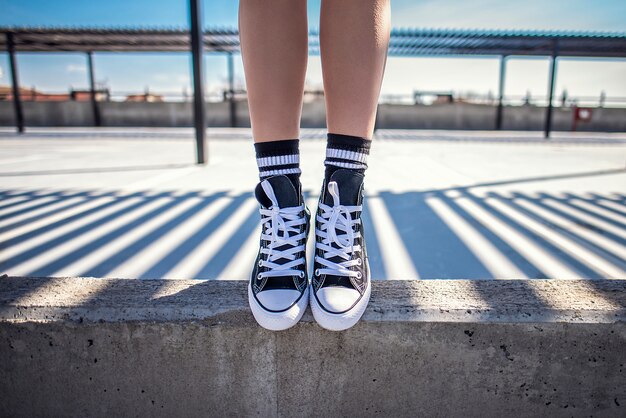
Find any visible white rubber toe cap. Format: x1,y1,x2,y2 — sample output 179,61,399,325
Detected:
255,289,302,312
316,287,361,313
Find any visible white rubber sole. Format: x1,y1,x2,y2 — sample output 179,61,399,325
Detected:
310,260,371,331
248,284,309,331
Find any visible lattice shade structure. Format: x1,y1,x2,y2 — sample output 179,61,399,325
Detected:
387,28,626,57
2,25,626,151
1,27,625,57
0,27,237,53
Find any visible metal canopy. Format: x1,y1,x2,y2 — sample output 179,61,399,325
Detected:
2,25,625,141
1,27,625,57
0,27,236,53
388,28,626,57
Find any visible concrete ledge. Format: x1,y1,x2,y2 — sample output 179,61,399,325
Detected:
1,277,625,417
1,276,625,324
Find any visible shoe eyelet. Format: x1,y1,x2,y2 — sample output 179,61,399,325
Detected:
257,273,262,280
298,271,305,278
258,260,263,267
315,269,320,277
356,272,362,279
356,258,362,266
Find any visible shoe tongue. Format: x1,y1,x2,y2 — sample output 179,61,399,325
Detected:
255,175,300,208
324,169,364,206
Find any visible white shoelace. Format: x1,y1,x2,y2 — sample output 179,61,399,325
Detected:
257,181,307,280
315,181,362,278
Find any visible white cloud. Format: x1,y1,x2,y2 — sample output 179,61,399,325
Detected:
66,64,86,73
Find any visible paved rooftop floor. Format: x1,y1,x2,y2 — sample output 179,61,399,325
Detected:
0,127,625,280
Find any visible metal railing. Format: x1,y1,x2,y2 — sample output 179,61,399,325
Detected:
3,88,625,109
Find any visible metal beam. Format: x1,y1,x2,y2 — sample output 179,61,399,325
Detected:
189,0,207,164
2,27,626,58
227,52,236,128
495,55,507,130
544,42,559,139
6,32,24,133
86,51,102,127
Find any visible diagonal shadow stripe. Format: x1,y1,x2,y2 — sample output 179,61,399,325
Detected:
586,193,626,217
0,191,53,211
538,192,625,232
361,198,387,280
139,193,250,279
80,191,228,278
0,191,151,250
496,191,626,275
558,192,626,229
436,191,543,279
194,199,258,279
0,189,44,199
380,190,492,279
24,192,203,277
0,190,124,212
613,193,626,201
467,190,603,279
0,191,95,222
0,191,108,233
587,192,626,204
0,191,171,272
511,192,626,257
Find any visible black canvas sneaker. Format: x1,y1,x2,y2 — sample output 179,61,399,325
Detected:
310,169,371,331
248,175,310,331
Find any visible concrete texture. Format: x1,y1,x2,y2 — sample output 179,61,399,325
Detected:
2,276,626,324
1,101,625,131
1,276,625,417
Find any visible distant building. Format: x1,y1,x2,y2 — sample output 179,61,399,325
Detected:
0,85,46,101
0,85,109,101
70,89,109,102
125,93,164,103
413,90,454,105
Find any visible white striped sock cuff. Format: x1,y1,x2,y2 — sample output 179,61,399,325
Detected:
256,154,299,168
324,160,367,170
259,167,302,178
326,148,368,163
324,147,369,170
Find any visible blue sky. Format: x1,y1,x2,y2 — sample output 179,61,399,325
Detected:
0,0,625,102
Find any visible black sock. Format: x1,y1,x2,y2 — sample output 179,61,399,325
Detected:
324,133,371,179
254,139,301,189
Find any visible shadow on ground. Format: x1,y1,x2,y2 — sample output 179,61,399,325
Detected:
1,168,624,283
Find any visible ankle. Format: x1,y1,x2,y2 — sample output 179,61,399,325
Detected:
254,139,301,189
324,133,371,180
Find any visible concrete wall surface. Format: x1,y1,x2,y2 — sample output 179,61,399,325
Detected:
1,276,625,418
1,101,625,132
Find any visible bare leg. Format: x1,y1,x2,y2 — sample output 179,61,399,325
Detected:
238,0,308,143
320,0,391,140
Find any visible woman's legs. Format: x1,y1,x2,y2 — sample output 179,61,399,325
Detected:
241,0,391,331
241,0,310,331
311,0,391,331
238,0,308,143
320,0,391,140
